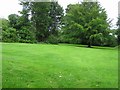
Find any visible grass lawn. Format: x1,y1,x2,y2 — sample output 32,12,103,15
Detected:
2,43,118,88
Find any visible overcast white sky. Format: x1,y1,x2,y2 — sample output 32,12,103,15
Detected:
0,0,119,28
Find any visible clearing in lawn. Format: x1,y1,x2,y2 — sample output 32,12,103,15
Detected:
2,43,118,88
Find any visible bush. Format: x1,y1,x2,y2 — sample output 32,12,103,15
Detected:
104,35,118,47
18,27,36,43
2,27,18,42
46,35,59,44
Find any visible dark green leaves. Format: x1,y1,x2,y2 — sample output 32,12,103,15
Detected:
62,2,111,47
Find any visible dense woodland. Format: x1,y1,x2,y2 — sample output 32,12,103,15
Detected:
1,0,119,47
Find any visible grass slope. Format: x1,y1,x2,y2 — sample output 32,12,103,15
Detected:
2,43,118,88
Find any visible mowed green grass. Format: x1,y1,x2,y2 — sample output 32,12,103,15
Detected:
2,43,118,88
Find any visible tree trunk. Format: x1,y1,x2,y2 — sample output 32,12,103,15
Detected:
88,41,91,48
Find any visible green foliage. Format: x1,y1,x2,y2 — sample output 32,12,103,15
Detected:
0,18,2,27
1,18,10,30
46,35,59,44
31,2,51,42
2,1,117,47
105,35,118,47
2,27,18,42
8,14,20,29
62,20,83,43
20,1,63,42
17,2,36,43
1,18,18,42
18,1,31,29
0,19,2,41
2,1,64,44
29,2,63,42
62,2,110,47
1,17,36,43
8,13,31,30
49,2,64,36
18,27,36,43
6,2,36,44
117,16,120,45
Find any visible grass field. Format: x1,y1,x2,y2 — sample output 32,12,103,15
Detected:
2,43,118,88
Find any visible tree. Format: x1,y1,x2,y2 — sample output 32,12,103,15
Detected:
30,2,51,42
49,2,64,36
0,19,1,41
1,18,18,42
19,1,31,28
117,16,120,45
62,4,84,44
62,2,110,47
46,2,64,44
18,0,64,43
17,1,36,43
8,14,20,29
1,18,10,30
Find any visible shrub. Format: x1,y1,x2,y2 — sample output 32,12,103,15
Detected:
18,27,36,43
46,35,59,44
104,35,118,47
2,27,18,42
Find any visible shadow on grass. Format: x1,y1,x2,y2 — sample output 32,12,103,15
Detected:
75,45,116,50
91,47,116,50
55,43,117,50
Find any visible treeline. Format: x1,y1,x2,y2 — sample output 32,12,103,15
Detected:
1,0,119,47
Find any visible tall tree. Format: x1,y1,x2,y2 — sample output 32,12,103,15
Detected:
62,4,84,44
19,0,64,43
82,2,110,47
31,2,51,42
62,2,110,47
19,1,31,27
18,1,36,43
49,2,64,36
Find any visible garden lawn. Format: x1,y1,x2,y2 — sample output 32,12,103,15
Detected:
2,43,118,88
